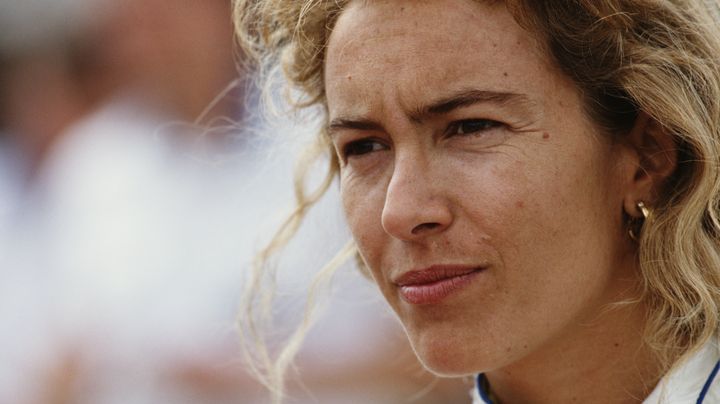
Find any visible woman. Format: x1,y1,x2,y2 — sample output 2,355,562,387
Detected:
234,0,720,402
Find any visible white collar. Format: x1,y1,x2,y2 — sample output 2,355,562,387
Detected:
471,339,720,404
644,339,720,403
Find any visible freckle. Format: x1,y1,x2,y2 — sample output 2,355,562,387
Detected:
503,72,508,77
515,200,525,209
542,132,550,140
523,344,528,349
614,342,620,347
493,43,498,48
346,75,352,81
506,347,512,353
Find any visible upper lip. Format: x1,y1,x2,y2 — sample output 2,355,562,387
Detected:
394,265,486,286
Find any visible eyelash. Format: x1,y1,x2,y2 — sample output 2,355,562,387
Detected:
342,137,388,159
340,119,504,160
445,119,503,137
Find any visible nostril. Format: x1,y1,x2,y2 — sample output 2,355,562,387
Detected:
411,222,441,235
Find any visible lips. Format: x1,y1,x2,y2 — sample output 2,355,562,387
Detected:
395,265,486,305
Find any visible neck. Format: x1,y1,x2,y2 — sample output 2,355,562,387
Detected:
486,288,662,403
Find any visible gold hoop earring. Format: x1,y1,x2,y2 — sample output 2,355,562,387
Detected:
628,201,651,241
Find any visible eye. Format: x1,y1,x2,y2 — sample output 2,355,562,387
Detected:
342,138,388,159
447,119,503,136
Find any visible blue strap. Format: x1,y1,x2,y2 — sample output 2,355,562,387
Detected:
697,359,720,404
476,374,494,404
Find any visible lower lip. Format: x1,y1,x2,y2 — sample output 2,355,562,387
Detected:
398,270,483,305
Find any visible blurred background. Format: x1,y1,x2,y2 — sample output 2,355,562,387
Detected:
0,1,470,403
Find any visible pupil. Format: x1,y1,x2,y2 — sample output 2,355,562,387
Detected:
462,121,490,133
349,141,375,155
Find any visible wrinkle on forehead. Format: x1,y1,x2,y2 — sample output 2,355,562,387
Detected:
328,0,549,84
335,0,506,52
324,0,577,138
328,0,533,76
328,2,535,104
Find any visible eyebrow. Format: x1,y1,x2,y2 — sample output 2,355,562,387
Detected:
418,89,533,117
327,118,385,135
327,89,536,135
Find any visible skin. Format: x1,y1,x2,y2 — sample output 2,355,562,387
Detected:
325,1,671,402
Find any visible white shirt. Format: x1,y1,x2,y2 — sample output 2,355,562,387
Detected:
472,339,720,404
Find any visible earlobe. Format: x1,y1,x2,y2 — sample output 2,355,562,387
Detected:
627,201,652,241
622,112,678,213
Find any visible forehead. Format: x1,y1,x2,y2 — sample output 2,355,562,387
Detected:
325,0,554,117
331,0,514,49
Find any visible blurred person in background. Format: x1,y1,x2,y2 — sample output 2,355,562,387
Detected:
0,0,253,403
0,0,467,403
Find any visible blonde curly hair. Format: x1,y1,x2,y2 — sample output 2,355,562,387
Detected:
234,1,720,401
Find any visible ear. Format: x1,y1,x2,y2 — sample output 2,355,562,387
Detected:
622,112,678,217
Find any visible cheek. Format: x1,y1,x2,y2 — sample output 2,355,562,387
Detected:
486,143,621,302
448,151,547,232
340,173,387,269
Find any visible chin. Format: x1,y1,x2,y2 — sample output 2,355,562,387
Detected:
409,331,484,377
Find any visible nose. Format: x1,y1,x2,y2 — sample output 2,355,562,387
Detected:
381,154,453,241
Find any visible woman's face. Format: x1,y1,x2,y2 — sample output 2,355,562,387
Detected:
325,0,638,375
